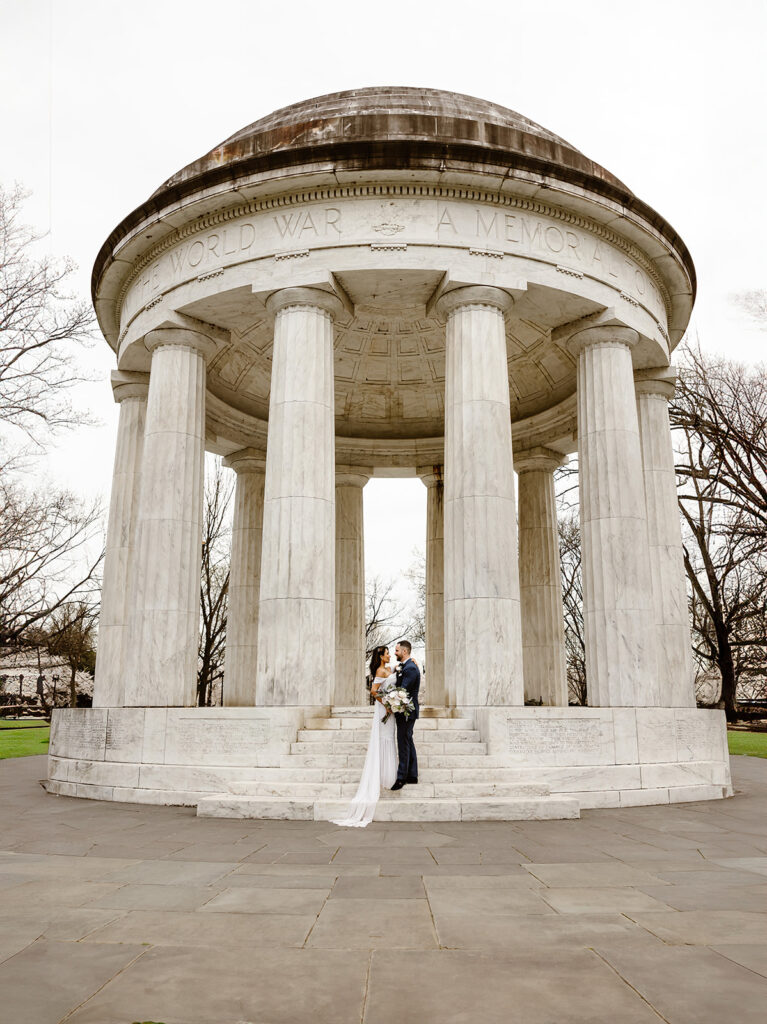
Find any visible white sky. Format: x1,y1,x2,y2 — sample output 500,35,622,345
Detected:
2,0,765,637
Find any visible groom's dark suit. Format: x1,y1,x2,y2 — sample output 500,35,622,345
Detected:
394,658,420,784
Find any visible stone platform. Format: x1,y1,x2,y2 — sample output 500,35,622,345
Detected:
46,705,732,821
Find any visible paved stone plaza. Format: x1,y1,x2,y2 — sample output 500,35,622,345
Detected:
2,754,767,1022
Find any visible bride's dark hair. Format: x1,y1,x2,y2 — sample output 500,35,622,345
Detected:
369,646,388,679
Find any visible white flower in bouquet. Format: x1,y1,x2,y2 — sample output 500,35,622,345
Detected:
381,686,415,723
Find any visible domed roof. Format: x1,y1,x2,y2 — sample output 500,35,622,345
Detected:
153,86,630,197
94,86,695,333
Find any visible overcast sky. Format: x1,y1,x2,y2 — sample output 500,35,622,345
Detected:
2,0,765,638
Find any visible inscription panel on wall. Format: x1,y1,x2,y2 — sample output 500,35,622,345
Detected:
122,193,667,327
51,710,108,761
104,708,145,762
507,717,612,766
674,712,724,762
165,716,270,767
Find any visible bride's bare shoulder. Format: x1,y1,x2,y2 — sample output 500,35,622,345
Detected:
374,668,391,678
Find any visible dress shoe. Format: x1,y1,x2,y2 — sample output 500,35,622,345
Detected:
391,780,406,790
406,778,418,784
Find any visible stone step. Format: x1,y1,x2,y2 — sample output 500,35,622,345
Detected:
330,706,460,719
289,741,487,756
310,766,543,784
227,781,345,798
306,717,471,731
282,752,499,769
224,780,550,799
197,794,580,822
297,728,482,743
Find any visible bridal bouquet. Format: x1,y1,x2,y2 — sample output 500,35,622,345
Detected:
380,686,415,724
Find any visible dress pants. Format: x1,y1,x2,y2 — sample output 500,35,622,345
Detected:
395,713,418,782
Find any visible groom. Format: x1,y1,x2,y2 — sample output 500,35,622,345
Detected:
391,639,420,790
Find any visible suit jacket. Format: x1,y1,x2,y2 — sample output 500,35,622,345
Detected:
396,659,420,719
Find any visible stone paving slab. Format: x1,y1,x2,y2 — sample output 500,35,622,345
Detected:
306,897,438,949
83,907,318,948
627,909,767,945
427,885,556,918
63,945,370,1024
0,753,766,1022
593,942,767,1023
539,885,674,914
711,943,767,979
363,949,664,1024
0,937,146,1024
639,881,767,912
200,885,330,915
432,908,649,952
330,875,426,899
86,881,225,911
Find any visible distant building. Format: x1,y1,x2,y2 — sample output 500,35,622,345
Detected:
0,648,93,706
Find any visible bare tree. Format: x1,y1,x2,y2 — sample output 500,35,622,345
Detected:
676,435,766,719
671,344,767,720
0,184,94,446
46,600,98,707
197,459,233,706
672,343,767,535
404,548,426,647
365,574,419,658
558,511,586,705
0,477,103,653
731,289,767,329
0,186,103,665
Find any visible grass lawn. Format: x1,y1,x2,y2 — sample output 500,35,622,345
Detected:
0,721,50,759
728,730,767,758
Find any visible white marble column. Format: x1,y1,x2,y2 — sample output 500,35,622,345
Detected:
92,371,149,707
334,467,370,706
568,325,657,707
436,287,523,707
256,288,342,706
516,447,568,706
419,465,446,706
635,367,696,706
124,328,215,707
223,449,266,707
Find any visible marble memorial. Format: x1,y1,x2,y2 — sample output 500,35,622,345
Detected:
47,88,731,820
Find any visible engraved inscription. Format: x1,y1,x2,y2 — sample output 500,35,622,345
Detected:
53,712,107,760
508,718,602,756
171,718,269,759
674,719,697,751
674,716,718,759
121,192,667,330
273,208,342,240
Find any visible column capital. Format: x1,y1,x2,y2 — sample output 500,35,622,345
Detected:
335,465,372,488
434,285,514,322
266,287,345,320
144,327,218,361
514,446,567,474
566,324,639,357
224,447,267,474
634,365,677,401
417,463,444,487
110,370,149,403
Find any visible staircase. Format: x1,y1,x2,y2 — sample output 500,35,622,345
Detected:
196,707,580,821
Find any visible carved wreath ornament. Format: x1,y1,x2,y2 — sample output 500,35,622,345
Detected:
372,201,406,235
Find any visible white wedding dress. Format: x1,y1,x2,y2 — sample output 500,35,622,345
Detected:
330,678,398,827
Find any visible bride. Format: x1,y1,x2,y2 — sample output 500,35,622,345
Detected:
330,645,398,827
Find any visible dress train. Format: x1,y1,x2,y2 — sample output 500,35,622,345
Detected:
330,690,397,827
